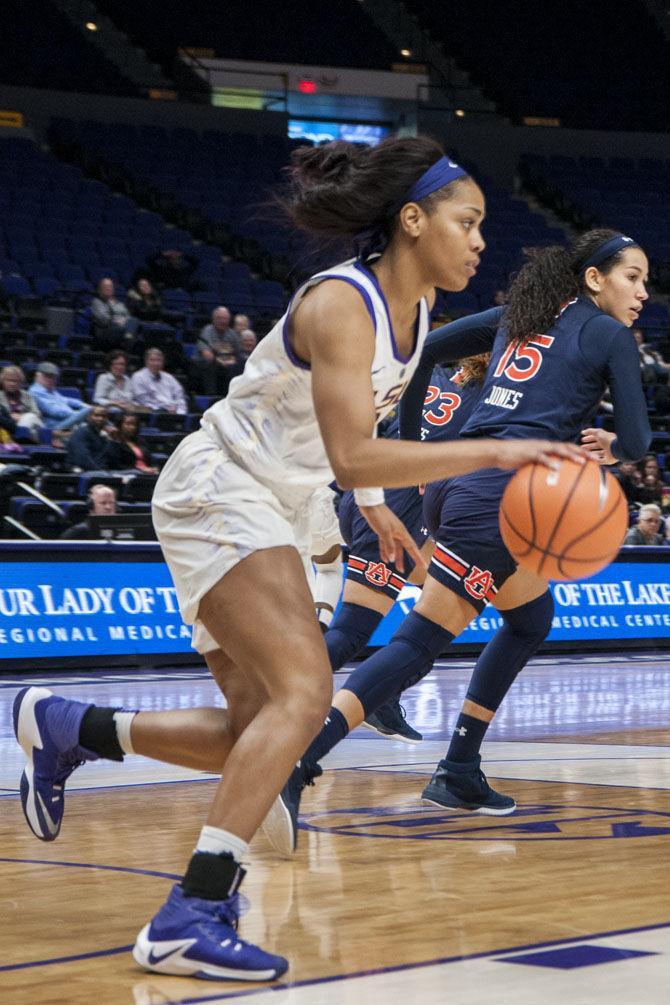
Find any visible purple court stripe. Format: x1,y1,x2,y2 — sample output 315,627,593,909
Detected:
0,856,180,880
0,944,133,973
141,919,670,1005
0,775,219,799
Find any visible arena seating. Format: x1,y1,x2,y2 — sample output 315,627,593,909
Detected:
405,0,670,131
95,0,398,75
0,0,137,95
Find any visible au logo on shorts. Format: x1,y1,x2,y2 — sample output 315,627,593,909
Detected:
463,565,494,601
365,561,391,588
302,803,670,842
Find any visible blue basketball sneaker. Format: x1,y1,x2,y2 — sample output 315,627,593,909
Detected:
260,759,322,857
421,755,516,815
12,686,98,841
133,883,288,981
362,698,422,744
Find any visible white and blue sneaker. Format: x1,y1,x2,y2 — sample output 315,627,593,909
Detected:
133,884,288,981
12,686,98,841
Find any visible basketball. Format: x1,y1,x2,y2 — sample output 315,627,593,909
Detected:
499,458,628,581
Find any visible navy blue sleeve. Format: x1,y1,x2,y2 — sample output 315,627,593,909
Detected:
582,316,651,461
399,307,503,440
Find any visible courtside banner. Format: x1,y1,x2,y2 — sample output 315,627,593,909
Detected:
0,543,667,667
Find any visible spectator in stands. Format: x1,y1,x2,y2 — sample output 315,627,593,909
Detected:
0,402,22,452
130,348,188,415
109,413,159,474
93,351,136,412
146,248,199,292
0,365,43,440
90,277,139,351
127,277,163,323
188,347,241,398
624,504,664,545
239,329,258,364
493,289,507,306
233,313,251,336
66,405,123,472
91,278,139,351
198,306,241,359
59,484,117,540
639,455,665,507
633,329,670,384
30,362,91,432
615,460,646,505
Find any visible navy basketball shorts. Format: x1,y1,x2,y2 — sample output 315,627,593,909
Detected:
339,486,428,601
422,468,518,614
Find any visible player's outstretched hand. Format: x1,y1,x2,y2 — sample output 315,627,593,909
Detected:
359,503,426,574
495,439,588,471
580,427,617,465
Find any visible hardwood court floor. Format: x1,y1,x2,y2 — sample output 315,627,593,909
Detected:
0,653,669,1004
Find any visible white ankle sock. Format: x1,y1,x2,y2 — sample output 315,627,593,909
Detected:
112,711,137,755
195,825,249,863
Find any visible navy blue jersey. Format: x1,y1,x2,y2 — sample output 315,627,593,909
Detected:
400,299,651,462
340,367,484,596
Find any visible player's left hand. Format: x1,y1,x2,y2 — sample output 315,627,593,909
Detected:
359,503,425,574
580,427,617,465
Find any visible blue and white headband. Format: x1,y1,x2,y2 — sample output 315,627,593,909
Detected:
579,234,639,272
355,155,468,259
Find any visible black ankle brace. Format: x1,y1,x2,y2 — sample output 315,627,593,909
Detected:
181,851,246,901
78,706,124,762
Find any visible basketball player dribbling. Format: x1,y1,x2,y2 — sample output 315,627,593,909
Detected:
287,229,651,824
12,137,583,982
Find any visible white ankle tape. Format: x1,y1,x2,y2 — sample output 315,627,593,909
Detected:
113,711,137,755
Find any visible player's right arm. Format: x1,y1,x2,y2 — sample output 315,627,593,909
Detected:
293,283,585,492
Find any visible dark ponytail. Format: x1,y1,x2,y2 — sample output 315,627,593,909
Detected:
278,135,470,245
503,228,634,344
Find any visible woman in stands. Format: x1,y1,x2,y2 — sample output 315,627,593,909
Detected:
110,412,159,474
12,136,582,984
283,228,652,825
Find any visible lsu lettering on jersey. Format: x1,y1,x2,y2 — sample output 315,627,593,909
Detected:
201,258,430,504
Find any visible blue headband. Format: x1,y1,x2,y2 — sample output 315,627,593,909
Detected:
354,155,468,259
579,234,638,272
389,155,468,214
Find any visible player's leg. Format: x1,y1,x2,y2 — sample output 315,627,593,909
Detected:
125,647,266,771
133,545,332,980
447,567,551,756
421,567,551,816
12,647,262,839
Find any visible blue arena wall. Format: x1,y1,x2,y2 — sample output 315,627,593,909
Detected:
0,542,667,670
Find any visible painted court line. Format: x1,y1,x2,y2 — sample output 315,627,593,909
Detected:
133,919,670,1005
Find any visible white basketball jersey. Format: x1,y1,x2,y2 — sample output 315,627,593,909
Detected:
201,258,430,506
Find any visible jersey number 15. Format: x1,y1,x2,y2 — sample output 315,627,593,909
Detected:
493,334,555,382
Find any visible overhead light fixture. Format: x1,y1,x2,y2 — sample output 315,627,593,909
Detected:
400,48,412,57
85,21,98,31
455,109,466,118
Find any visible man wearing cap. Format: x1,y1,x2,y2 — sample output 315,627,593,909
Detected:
29,363,92,430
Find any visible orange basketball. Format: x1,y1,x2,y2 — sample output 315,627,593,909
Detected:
499,457,628,581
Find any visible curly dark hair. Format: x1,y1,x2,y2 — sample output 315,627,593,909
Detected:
277,135,472,247
458,353,491,385
503,228,641,344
